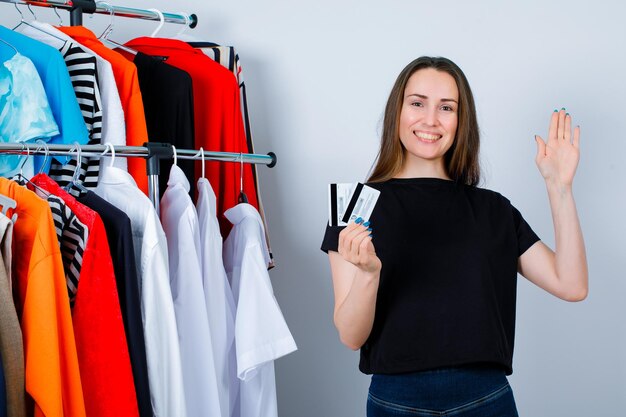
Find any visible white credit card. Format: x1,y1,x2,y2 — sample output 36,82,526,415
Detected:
328,183,357,226
341,183,380,224
328,182,380,226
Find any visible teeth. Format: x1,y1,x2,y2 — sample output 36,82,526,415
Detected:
415,132,441,141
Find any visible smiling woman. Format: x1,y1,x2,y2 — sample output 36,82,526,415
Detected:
321,56,588,417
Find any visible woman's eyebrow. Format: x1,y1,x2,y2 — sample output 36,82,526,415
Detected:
405,93,458,103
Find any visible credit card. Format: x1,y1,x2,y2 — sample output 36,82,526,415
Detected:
328,183,357,226
341,183,380,224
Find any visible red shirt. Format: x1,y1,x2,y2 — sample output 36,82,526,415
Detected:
31,175,140,417
123,38,260,237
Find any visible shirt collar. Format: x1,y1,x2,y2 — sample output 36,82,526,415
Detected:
97,166,139,187
197,178,217,214
166,165,190,192
126,36,204,55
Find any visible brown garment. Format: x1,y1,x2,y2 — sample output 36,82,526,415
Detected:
0,213,26,417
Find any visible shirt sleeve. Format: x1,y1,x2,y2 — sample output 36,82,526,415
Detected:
320,223,345,254
510,205,540,256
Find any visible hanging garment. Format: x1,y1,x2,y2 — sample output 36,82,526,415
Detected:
117,51,196,199
19,21,128,173
223,204,297,417
189,41,274,267
95,166,187,417
48,41,103,189
0,178,86,417
124,38,259,237
57,26,148,194
38,192,88,307
0,26,89,174
0,51,59,176
76,190,152,417
31,174,139,417
160,165,222,417
187,43,251,150
196,177,236,417
0,213,25,417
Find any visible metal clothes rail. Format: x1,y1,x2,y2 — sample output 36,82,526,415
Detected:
0,142,277,214
0,0,198,27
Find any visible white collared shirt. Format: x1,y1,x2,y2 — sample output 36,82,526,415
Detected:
196,177,236,417
160,166,222,417
18,21,127,172
94,166,186,417
223,203,297,417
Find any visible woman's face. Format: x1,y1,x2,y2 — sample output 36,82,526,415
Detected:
398,68,459,168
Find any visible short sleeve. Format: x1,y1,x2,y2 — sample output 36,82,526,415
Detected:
511,205,540,256
320,223,345,254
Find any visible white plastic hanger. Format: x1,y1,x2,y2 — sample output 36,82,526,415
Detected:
148,8,165,38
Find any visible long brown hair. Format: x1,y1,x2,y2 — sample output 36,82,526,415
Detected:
367,57,481,186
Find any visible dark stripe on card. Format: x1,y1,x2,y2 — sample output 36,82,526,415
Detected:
342,182,364,223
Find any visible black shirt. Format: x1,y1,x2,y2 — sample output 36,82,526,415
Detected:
77,191,152,417
133,52,195,199
321,178,540,375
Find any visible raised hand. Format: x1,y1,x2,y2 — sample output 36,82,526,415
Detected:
337,218,381,274
534,109,581,187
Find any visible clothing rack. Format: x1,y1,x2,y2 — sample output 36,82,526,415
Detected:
0,142,277,214
0,0,198,28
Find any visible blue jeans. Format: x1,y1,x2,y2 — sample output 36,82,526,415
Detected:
367,366,519,416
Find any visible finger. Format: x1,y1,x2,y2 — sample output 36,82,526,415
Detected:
358,236,374,262
350,229,372,258
573,125,580,148
535,135,546,159
548,110,558,142
557,108,566,140
564,113,572,143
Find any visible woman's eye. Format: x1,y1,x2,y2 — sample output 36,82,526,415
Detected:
411,102,423,107
441,105,454,111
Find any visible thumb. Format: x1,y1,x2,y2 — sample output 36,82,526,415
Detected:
535,135,546,161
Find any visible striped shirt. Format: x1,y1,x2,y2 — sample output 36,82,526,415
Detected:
47,193,89,307
49,41,103,190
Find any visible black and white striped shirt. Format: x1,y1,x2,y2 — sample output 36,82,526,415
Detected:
49,41,104,190
47,194,89,307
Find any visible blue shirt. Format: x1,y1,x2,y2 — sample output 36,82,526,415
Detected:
0,25,88,172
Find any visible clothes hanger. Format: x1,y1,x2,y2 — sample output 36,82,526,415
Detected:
192,147,206,179
0,193,17,223
171,145,177,166
96,1,138,55
11,1,67,43
238,152,248,204
53,7,64,27
0,38,18,56
173,11,190,39
148,8,165,38
100,142,116,168
65,142,89,194
14,141,51,198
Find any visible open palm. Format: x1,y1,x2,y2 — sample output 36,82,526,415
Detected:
535,109,581,186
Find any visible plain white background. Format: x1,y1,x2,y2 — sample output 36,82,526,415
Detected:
1,0,624,415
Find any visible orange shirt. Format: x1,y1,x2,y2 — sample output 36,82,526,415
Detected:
57,26,149,195
0,178,86,417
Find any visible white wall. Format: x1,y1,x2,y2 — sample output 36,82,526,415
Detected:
3,0,624,415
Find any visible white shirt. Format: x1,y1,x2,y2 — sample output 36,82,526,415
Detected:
19,21,128,172
160,166,222,417
223,204,297,417
196,178,236,417
94,167,186,417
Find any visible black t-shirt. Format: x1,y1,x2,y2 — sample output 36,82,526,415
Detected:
321,178,540,375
